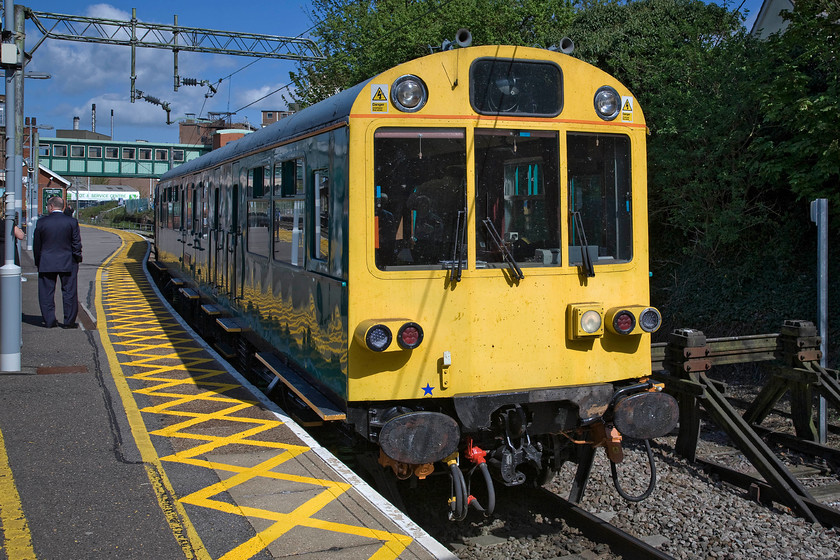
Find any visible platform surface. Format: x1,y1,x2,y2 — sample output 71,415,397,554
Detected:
0,226,453,560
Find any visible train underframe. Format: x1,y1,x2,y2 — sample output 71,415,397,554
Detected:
347,382,678,519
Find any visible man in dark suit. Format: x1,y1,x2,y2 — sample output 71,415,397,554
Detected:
33,196,83,328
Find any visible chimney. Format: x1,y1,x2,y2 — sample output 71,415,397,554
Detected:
73,116,80,130
92,103,96,133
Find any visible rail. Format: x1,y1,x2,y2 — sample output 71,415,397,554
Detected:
650,320,840,526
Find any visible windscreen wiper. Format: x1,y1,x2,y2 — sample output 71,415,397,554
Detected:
482,218,524,280
571,211,595,278
449,209,467,282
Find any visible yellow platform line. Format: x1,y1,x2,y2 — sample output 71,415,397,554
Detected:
97,230,414,560
0,427,36,560
95,231,210,560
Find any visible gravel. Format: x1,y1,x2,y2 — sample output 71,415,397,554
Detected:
434,429,840,560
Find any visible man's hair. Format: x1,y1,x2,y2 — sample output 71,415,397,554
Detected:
48,196,65,210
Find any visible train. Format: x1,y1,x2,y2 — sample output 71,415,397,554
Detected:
154,31,678,519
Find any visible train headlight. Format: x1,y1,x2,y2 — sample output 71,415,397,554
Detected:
365,324,393,352
355,319,423,352
605,305,659,336
581,310,602,334
391,75,428,113
639,307,662,333
594,86,620,121
567,303,604,339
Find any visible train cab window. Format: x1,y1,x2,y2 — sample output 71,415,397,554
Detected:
373,128,467,270
470,59,563,117
247,166,271,258
567,133,632,266
313,169,330,261
475,129,561,267
273,159,305,266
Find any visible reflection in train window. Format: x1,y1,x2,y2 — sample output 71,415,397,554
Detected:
373,128,466,270
475,129,560,267
313,169,329,261
247,166,271,258
567,133,632,266
273,159,305,267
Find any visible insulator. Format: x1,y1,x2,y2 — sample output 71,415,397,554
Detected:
144,95,161,105
182,77,198,86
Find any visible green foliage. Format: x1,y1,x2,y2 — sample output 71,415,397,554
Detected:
751,0,840,214
292,0,839,362
289,0,576,105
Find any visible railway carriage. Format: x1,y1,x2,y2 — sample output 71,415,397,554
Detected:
155,36,678,517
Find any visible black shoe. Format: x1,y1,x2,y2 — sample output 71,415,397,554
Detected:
44,321,58,328
60,323,78,329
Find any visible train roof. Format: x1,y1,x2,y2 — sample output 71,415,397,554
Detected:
160,79,371,181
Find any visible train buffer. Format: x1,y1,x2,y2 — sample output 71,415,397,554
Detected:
256,352,346,422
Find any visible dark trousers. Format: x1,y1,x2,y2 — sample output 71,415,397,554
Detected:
38,264,78,327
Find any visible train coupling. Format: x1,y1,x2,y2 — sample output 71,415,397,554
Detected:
377,449,434,480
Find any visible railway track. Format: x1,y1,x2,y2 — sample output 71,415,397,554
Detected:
154,265,840,558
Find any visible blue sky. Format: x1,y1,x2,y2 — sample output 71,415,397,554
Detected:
13,0,764,145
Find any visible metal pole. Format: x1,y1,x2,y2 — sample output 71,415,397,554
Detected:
27,120,39,250
810,198,828,444
1,0,22,372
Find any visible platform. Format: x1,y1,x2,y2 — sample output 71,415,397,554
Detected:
0,226,453,560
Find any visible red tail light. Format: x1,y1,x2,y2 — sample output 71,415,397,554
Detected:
613,310,636,335
397,322,424,350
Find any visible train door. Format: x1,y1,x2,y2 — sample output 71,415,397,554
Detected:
209,185,220,287
227,182,241,301
183,183,197,273
178,185,187,269
193,183,206,280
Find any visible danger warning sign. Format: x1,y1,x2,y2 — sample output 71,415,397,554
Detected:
371,84,389,113
621,96,633,122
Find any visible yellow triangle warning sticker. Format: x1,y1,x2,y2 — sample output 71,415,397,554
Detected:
372,87,387,101
622,99,632,112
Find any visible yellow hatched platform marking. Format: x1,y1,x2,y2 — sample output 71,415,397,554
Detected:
98,230,412,560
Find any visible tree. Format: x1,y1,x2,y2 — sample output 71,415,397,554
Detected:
751,0,840,216
289,0,576,106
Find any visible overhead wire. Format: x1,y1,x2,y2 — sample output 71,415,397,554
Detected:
225,0,455,116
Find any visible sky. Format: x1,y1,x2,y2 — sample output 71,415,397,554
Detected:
10,0,765,145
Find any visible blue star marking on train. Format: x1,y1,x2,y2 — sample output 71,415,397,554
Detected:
422,383,434,396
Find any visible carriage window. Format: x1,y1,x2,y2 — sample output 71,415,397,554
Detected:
475,129,560,268
247,165,271,257
313,169,330,261
567,133,632,266
273,159,305,266
373,128,466,270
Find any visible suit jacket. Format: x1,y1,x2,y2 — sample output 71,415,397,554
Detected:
33,211,83,273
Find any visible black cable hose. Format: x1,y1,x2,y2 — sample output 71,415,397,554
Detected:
449,463,468,521
610,439,657,502
478,462,495,516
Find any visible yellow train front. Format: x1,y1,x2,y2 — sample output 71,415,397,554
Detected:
345,43,677,507
155,38,679,518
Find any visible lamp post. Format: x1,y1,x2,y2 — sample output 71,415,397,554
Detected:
25,119,53,250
